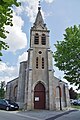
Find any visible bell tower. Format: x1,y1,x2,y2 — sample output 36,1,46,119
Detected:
25,2,55,110
30,3,50,49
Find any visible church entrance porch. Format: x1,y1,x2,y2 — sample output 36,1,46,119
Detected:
34,83,45,109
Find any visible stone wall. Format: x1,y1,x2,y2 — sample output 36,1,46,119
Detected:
6,77,18,101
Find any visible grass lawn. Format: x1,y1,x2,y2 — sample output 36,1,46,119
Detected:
71,105,80,109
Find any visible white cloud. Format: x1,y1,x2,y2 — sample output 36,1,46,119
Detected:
0,62,19,84
0,76,16,84
45,0,54,3
23,0,39,23
0,62,18,77
17,0,27,2
18,52,28,63
14,5,24,15
18,0,54,3
0,52,28,83
3,12,27,52
15,0,54,23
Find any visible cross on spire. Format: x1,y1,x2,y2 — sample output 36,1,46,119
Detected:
38,0,41,11
39,0,40,6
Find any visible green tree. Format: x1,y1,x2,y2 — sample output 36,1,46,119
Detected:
53,25,80,89
69,87,77,99
77,93,80,99
0,0,20,60
0,81,5,98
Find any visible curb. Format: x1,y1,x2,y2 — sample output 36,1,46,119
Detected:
45,110,78,120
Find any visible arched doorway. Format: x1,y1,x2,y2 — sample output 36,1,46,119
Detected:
34,82,45,109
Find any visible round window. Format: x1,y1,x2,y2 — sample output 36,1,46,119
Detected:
38,51,42,54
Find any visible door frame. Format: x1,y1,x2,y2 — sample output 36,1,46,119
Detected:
34,82,45,109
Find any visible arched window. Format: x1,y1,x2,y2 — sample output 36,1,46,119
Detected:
42,57,44,69
41,34,46,45
36,57,38,69
34,33,39,44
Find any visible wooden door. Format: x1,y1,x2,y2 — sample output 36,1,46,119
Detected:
34,83,45,109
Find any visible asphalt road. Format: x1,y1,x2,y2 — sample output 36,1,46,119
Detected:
0,110,40,120
0,109,80,120
55,110,80,120
46,110,80,120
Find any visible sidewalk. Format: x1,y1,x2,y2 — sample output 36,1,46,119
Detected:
16,108,78,120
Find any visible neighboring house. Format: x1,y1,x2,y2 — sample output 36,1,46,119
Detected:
6,5,70,110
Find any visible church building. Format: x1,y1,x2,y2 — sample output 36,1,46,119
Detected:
6,5,70,110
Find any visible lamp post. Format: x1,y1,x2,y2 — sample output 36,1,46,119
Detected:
59,80,62,110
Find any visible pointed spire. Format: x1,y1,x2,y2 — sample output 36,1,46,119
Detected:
31,0,48,30
33,0,45,28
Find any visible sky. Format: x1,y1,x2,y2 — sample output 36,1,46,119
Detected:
0,0,80,91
